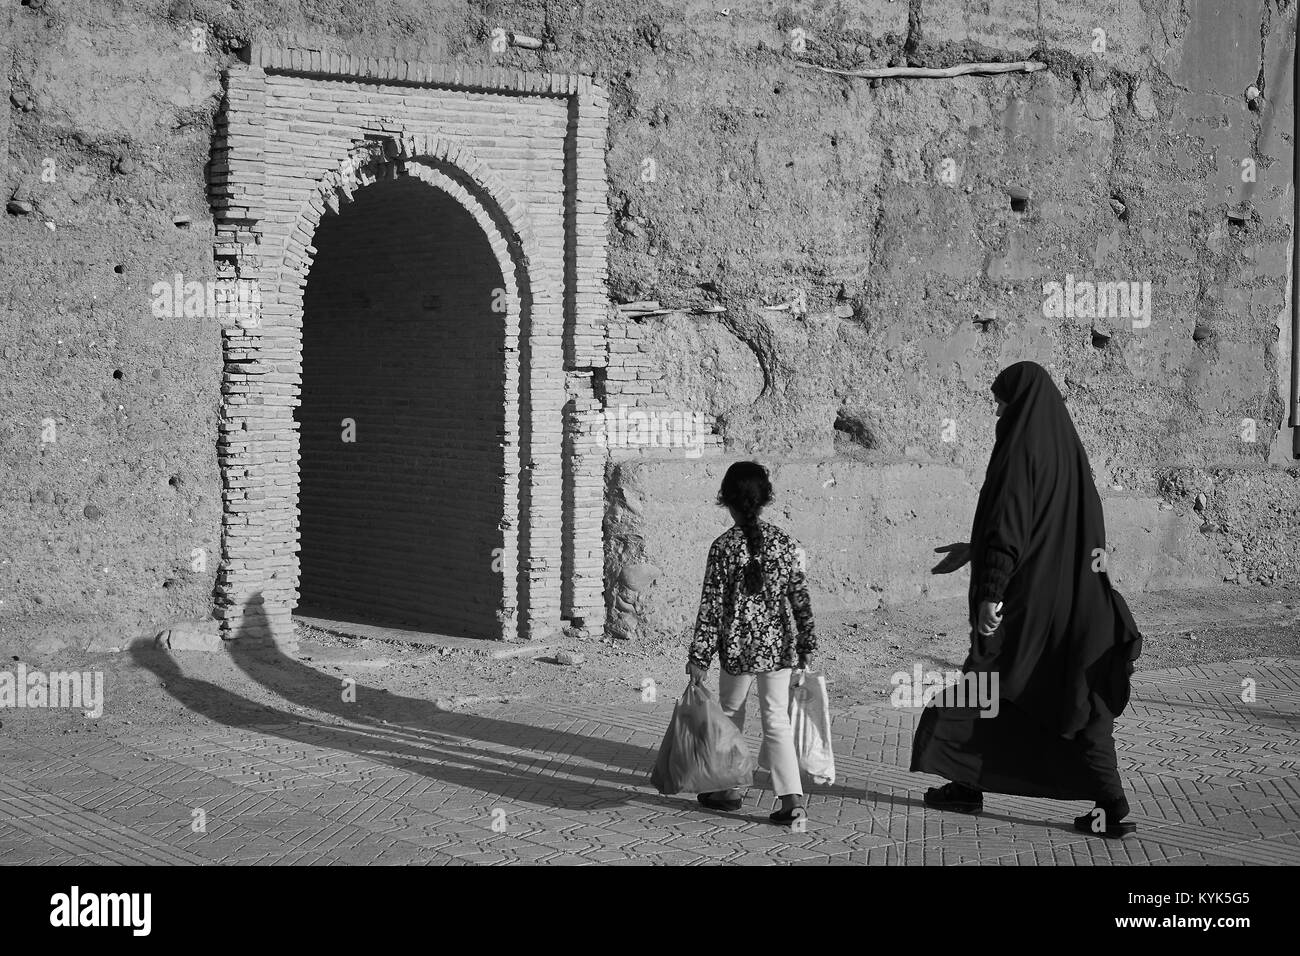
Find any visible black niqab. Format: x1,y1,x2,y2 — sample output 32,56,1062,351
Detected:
911,362,1145,803
969,361,1142,739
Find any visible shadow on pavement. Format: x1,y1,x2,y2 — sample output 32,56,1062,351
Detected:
131,595,682,813
131,595,1082,836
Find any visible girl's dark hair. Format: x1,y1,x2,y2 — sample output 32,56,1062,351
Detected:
718,461,773,595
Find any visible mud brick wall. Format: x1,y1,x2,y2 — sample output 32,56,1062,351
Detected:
599,0,1300,642
0,0,1295,656
604,318,724,459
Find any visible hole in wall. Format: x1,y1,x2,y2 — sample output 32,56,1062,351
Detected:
1193,322,1214,343
1008,186,1031,214
833,408,878,454
1091,330,1111,349
112,369,124,379
114,264,124,274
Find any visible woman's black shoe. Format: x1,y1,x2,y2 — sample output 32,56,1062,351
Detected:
923,782,983,814
697,792,742,812
1074,807,1138,839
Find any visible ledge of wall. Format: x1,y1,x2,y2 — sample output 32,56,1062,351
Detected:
606,456,1233,641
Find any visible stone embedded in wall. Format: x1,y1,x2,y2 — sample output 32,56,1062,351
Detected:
1131,81,1158,121
607,587,638,641
154,619,223,652
607,560,662,641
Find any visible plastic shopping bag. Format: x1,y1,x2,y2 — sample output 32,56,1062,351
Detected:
790,672,836,785
650,683,757,795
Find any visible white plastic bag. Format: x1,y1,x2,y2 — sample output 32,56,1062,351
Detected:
790,672,836,785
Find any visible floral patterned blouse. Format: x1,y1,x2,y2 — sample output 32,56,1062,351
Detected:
688,520,817,675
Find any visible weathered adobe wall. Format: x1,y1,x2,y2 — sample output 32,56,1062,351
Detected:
0,0,1295,654
598,0,1300,639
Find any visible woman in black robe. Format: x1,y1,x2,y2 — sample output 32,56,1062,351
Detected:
911,361,1144,838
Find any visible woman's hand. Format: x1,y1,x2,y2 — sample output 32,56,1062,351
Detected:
931,542,972,574
686,661,708,685
977,601,1004,636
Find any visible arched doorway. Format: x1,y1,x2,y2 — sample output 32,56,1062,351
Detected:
212,69,613,648
296,176,508,639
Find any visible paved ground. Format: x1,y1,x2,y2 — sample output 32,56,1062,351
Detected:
1,655,1298,865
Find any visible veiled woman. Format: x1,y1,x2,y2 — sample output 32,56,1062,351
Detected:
912,361,1144,838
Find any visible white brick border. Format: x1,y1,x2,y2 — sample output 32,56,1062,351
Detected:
213,57,609,646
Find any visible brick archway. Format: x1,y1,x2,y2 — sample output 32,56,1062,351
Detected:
286,139,533,638
211,55,610,649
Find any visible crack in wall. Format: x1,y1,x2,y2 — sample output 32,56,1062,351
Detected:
906,0,923,57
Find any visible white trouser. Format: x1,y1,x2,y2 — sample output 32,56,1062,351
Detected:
717,668,803,797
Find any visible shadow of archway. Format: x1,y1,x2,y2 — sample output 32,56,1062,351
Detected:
131,595,676,814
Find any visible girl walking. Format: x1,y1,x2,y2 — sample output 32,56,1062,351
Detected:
686,461,817,826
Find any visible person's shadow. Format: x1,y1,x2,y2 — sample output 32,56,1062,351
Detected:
130,594,680,812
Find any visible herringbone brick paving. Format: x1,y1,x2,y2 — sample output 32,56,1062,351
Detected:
1,657,1296,865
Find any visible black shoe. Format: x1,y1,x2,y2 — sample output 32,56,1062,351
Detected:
769,804,808,826
1074,805,1138,839
697,791,742,812
924,782,983,814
